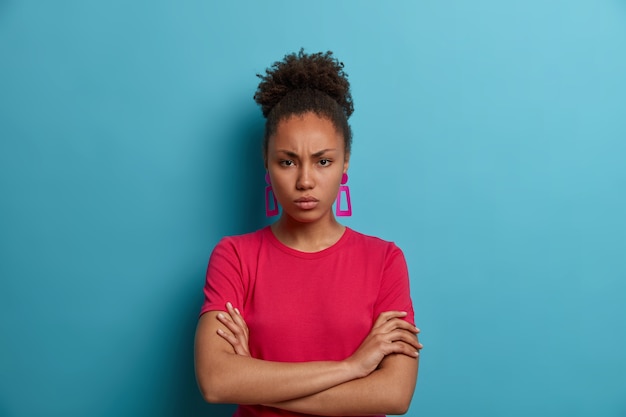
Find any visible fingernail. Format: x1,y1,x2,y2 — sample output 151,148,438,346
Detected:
217,313,224,319
226,302,232,309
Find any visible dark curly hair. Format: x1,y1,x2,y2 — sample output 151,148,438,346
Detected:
254,49,354,158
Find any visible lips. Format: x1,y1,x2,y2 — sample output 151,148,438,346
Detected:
294,196,319,210
295,197,319,203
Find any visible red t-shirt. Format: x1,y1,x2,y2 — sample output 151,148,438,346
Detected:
200,226,415,417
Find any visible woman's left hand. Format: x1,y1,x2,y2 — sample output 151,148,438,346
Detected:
216,302,250,357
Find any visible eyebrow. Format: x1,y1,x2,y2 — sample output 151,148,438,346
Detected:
277,148,337,158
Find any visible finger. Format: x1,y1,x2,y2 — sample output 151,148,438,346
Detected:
216,310,235,323
375,338,419,358
386,329,423,350
216,328,248,355
382,317,418,331
384,337,423,356
379,318,419,335
217,313,245,337
415,332,422,348
216,328,238,345
374,311,408,328
234,307,248,329
388,340,421,358
226,302,242,326
400,333,423,351
226,302,249,332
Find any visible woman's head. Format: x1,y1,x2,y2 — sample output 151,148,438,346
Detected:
254,50,354,161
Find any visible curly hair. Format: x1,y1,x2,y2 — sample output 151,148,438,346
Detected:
254,49,354,157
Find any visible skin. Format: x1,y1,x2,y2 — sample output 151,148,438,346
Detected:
194,112,422,415
266,112,350,252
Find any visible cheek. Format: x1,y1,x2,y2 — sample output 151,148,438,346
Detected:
269,175,291,196
322,175,343,195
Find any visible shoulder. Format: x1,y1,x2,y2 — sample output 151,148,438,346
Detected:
209,228,271,265
215,227,268,250
346,228,403,255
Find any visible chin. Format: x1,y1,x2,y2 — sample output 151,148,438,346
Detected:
284,210,328,224
287,214,320,224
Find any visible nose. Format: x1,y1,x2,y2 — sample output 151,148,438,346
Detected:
296,165,315,190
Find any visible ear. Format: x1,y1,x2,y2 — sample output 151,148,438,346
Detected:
343,153,350,174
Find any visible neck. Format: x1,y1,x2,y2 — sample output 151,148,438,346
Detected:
271,214,346,252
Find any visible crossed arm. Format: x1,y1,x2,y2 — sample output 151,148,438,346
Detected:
194,303,422,415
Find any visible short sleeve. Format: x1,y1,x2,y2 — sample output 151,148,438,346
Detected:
199,237,246,317
373,244,415,325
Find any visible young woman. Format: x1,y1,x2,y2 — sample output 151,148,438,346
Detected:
195,50,422,417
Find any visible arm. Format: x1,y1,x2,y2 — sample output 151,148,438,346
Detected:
268,352,418,416
195,311,356,404
195,308,419,405
211,305,421,415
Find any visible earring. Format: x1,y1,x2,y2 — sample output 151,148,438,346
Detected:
336,173,352,217
265,172,279,217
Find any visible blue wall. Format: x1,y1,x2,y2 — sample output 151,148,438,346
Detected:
1,1,625,416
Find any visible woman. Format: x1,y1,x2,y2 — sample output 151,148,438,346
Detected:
195,50,422,417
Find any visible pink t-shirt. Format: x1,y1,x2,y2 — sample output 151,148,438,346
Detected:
200,226,415,417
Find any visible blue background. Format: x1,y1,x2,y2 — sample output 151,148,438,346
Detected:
1,1,625,416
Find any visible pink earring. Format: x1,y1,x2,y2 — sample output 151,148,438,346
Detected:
265,172,279,217
336,173,352,217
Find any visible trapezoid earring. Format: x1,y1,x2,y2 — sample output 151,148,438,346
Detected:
336,173,352,217
265,172,279,217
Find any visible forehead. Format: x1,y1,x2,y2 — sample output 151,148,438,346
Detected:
270,113,343,151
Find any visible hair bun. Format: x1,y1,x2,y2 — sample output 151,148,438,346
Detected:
254,49,354,119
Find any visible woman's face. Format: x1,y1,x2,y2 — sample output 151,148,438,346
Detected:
266,112,349,224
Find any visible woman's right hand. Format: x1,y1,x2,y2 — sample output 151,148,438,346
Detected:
345,311,422,379
216,302,251,357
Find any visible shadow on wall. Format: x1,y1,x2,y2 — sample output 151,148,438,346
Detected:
165,277,237,417
207,106,269,238
166,277,236,417
169,107,266,417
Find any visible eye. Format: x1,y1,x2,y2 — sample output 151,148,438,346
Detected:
319,159,332,167
279,159,295,167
